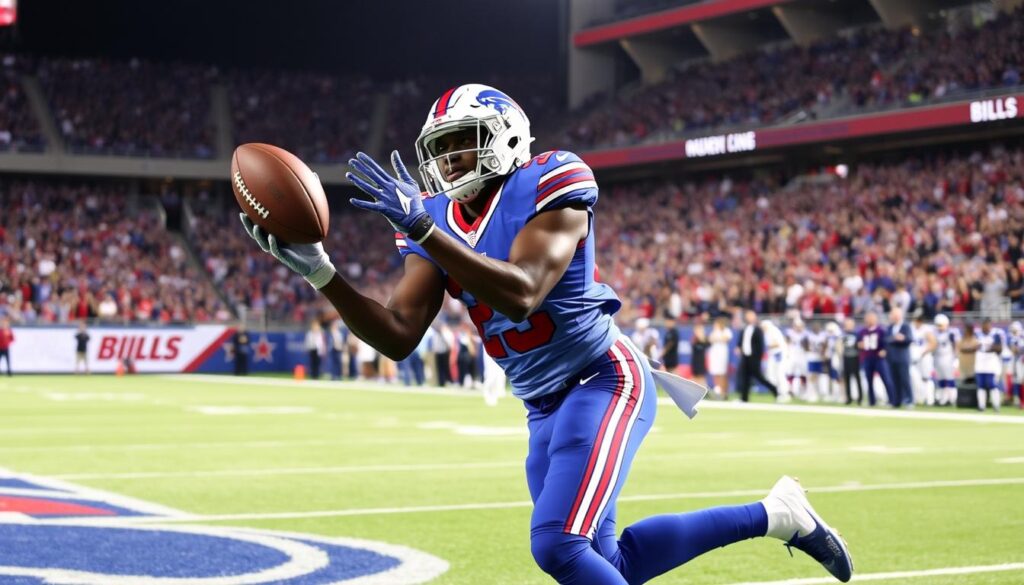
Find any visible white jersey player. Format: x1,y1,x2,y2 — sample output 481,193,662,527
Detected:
975,321,1006,412
1009,321,1024,408
761,319,790,401
932,314,960,406
785,320,809,399
910,316,936,406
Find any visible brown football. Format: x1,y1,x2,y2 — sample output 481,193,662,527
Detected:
231,143,329,244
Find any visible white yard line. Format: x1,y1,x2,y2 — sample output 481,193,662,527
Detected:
159,374,483,398
723,561,1024,584
52,461,523,480
672,398,1024,424
80,476,1024,524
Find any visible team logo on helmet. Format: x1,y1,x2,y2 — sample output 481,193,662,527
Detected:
475,89,519,115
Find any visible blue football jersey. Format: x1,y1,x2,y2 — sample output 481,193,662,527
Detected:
395,151,621,400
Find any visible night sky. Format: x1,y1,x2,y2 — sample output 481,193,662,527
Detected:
11,0,564,80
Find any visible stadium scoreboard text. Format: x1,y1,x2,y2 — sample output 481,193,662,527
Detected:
684,131,756,158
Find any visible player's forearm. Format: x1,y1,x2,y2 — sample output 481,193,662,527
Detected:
420,231,539,322
319,274,419,360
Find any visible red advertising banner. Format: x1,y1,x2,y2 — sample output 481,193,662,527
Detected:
581,95,1022,170
0,0,15,26
574,0,794,47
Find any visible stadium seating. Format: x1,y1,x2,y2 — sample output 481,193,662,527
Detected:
229,69,377,164
0,180,230,324
187,194,401,324
36,57,217,158
559,8,1024,150
0,54,45,152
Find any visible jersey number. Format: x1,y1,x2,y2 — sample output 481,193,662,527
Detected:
863,334,878,351
467,303,556,359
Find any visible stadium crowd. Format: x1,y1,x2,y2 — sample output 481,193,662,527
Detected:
229,70,377,164
0,180,231,324
36,57,217,158
603,144,1024,323
560,8,1024,150
188,193,400,324
0,54,45,153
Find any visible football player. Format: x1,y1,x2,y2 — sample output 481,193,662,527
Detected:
785,318,809,399
240,84,852,584
1009,321,1024,408
975,319,1006,412
910,314,936,406
932,314,960,406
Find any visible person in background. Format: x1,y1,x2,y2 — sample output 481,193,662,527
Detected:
958,324,980,407
74,321,91,375
690,318,710,389
708,316,733,399
804,322,827,402
975,319,1006,412
857,311,892,407
1008,321,1024,409
785,319,809,400
932,314,960,406
0,319,13,376
401,328,428,387
735,310,778,402
232,325,250,376
761,319,789,401
328,321,345,380
305,320,326,380
910,314,936,406
838,318,863,405
661,317,680,374
631,317,662,363
429,322,452,387
884,307,913,408
345,328,361,378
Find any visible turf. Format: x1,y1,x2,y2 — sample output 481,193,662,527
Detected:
1,374,1023,584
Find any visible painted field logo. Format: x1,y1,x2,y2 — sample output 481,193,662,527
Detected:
0,471,448,584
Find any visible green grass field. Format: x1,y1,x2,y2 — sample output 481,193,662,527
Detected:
2,374,1023,584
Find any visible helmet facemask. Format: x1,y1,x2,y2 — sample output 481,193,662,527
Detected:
416,116,512,203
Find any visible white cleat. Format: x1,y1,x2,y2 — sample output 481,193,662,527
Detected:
763,476,854,582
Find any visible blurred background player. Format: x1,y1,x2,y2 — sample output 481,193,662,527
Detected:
910,314,937,406
804,322,828,402
884,307,913,408
232,325,250,377
839,318,863,405
933,315,960,406
0,319,13,377
761,319,789,402
735,310,777,402
631,317,661,364
1009,321,1024,408
785,318,809,400
858,311,891,407
975,319,1006,412
824,321,843,403
708,316,732,399
73,321,90,375
660,317,680,375
690,319,710,390
305,320,325,380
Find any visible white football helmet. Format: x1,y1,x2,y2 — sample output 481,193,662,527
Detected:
415,84,533,203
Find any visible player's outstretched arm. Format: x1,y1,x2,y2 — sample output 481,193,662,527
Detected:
318,254,445,360
347,151,587,323
240,213,444,361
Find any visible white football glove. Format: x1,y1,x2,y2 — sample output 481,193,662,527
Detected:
239,213,335,289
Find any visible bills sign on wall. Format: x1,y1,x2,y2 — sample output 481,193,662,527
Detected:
9,326,310,374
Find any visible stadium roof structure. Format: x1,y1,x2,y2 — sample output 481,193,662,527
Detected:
574,0,1011,53
580,91,1024,175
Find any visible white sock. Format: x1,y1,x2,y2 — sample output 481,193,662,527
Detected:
762,495,813,539
991,390,1001,410
977,389,987,410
